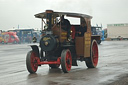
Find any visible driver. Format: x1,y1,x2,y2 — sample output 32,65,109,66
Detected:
60,15,71,39
78,22,87,36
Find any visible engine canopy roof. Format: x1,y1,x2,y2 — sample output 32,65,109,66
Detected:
35,10,92,19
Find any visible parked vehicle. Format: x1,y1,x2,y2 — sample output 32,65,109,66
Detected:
104,28,107,38
107,23,128,40
101,30,105,41
26,10,99,73
8,29,41,43
0,32,19,44
8,29,34,43
91,26,103,44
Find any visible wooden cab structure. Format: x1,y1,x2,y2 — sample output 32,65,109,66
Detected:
26,10,99,73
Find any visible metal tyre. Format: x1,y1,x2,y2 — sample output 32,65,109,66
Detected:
49,64,60,68
61,49,72,73
26,51,38,73
85,40,98,68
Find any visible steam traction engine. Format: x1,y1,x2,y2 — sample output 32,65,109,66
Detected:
26,10,99,73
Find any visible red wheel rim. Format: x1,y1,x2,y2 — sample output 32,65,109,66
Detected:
92,41,98,66
30,52,38,72
65,51,72,71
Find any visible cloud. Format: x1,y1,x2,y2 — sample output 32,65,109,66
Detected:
49,0,92,15
0,0,128,30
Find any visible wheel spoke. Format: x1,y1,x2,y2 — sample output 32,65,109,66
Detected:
92,41,98,66
26,51,39,73
66,52,72,70
61,49,72,73
30,52,38,72
85,40,98,68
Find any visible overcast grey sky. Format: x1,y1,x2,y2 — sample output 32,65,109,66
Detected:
0,0,128,30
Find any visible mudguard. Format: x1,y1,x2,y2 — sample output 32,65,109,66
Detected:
30,45,40,58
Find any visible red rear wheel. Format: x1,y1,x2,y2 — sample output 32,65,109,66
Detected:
26,51,39,73
85,40,98,68
61,49,72,73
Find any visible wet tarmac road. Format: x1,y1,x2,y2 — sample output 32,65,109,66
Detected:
0,41,128,85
